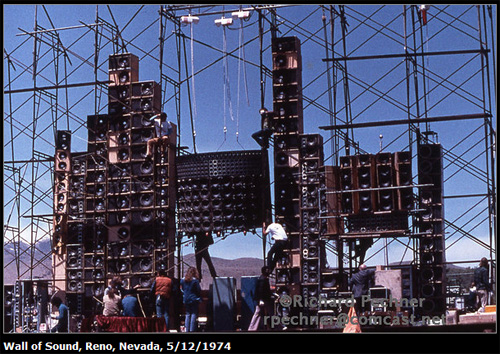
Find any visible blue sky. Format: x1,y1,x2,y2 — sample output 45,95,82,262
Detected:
3,5,496,267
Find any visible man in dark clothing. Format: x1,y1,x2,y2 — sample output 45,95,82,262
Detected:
194,232,217,280
248,266,274,331
50,296,69,333
348,264,375,315
251,108,274,149
474,257,491,312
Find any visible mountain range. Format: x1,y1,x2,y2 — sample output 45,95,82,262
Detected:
3,239,264,289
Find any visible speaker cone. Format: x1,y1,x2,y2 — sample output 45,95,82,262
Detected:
92,269,104,280
140,161,153,174
93,284,104,297
140,210,153,223
140,258,153,272
421,283,435,297
119,71,129,83
140,194,153,207
92,255,104,267
118,227,129,239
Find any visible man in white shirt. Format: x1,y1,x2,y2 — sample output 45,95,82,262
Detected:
146,112,173,157
263,222,288,272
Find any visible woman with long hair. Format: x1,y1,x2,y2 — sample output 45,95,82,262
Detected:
103,278,122,316
180,267,201,332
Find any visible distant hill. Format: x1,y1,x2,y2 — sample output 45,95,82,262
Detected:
4,239,53,284
4,241,475,291
3,240,264,289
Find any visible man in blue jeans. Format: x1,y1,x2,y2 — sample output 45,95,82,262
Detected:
474,257,491,312
151,269,172,328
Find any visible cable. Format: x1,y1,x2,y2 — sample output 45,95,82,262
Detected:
235,14,250,149
222,24,234,129
189,18,198,149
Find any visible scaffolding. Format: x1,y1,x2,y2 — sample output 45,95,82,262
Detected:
3,5,496,321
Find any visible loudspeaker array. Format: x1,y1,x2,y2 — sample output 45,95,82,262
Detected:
177,150,267,235
53,53,176,317
337,151,413,234
53,131,72,250
298,134,325,318
272,35,304,234
416,143,446,316
272,37,304,310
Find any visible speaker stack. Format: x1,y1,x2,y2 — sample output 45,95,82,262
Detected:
338,152,411,234
272,36,303,231
339,155,359,215
417,143,446,316
107,52,176,304
66,150,86,313
53,131,72,251
53,53,176,318
323,165,343,236
357,154,376,214
177,150,268,236
4,285,14,332
272,36,304,319
375,152,394,212
298,134,326,324
394,151,413,211
320,166,344,309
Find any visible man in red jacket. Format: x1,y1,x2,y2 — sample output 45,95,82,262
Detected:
151,269,172,328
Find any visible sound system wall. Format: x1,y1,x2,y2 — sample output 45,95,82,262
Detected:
177,150,269,235
417,143,446,316
336,152,412,234
298,134,325,326
272,36,306,325
323,166,342,236
53,131,71,251
272,36,303,233
53,52,176,316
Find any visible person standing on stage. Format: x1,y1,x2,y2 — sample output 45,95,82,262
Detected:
248,266,274,331
348,263,375,316
194,232,217,280
180,267,202,332
474,257,491,313
151,269,172,327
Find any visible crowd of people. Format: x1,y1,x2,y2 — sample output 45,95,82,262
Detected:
98,268,201,332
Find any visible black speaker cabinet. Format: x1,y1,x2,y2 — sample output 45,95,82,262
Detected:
109,53,139,86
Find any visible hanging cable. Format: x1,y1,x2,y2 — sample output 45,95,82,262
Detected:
235,7,251,147
221,18,235,145
189,17,198,150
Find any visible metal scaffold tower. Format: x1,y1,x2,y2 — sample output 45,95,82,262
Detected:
3,5,496,331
